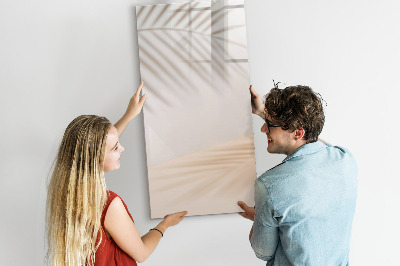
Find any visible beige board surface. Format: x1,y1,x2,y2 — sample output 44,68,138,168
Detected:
136,0,256,218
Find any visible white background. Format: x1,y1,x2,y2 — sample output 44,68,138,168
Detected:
1,0,399,265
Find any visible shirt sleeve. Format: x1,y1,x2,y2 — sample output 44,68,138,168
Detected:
250,178,279,261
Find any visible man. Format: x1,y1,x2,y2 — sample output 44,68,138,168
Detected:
238,84,357,265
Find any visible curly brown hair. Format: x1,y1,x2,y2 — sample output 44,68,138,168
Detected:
264,85,325,143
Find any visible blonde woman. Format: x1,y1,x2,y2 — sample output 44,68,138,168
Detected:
46,82,187,266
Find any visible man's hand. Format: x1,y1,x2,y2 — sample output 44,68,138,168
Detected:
237,201,255,221
249,85,265,119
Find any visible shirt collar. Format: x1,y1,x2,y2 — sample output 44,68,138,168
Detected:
283,141,327,163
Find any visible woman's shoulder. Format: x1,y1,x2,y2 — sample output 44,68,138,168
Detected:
105,190,134,222
102,190,122,224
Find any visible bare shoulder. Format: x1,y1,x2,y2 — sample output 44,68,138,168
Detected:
108,196,125,212
103,196,140,260
105,197,130,227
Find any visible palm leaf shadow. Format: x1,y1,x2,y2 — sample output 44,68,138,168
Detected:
136,1,249,110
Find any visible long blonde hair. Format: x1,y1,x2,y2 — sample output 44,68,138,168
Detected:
46,115,111,266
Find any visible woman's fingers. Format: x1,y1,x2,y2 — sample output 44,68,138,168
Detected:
136,81,144,96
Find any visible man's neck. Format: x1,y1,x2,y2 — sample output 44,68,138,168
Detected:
286,140,307,155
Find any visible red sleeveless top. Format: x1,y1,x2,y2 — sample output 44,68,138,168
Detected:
94,190,138,266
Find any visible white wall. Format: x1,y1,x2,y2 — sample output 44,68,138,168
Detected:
1,0,399,265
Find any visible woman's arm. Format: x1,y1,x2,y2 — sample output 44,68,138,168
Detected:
114,82,146,137
104,197,187,263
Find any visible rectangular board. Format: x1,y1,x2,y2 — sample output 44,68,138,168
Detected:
136,0,256,218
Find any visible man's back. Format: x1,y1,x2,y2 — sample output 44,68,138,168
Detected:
251,141,358,266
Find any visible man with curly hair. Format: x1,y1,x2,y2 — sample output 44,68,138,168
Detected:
238,84,357,266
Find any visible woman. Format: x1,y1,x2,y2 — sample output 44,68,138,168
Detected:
46,82,187,266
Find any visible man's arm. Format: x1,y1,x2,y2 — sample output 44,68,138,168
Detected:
250,179,279,262
237,201,255,240
249,85,266,119
318,138,329,145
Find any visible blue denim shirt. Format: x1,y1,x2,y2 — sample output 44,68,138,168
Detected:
250,141,357,266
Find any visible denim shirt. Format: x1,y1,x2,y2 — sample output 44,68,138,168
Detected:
250,141,357,266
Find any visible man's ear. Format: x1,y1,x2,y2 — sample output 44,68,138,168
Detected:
294,129,305,141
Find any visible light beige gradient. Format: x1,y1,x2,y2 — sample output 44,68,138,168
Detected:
148,135,256,217
136,0,256,218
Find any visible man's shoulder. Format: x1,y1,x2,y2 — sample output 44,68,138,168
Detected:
258,143,357,188
258,162,293,188
321,144,357,169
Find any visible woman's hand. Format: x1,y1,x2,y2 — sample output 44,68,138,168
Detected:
162,211,188,227
124,81,146,121
249,85,265,119
150,211,188,239
114,82,147,137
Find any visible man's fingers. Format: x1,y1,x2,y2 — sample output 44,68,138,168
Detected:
238,212,248,218
238,201,250,211
249,84,258,97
